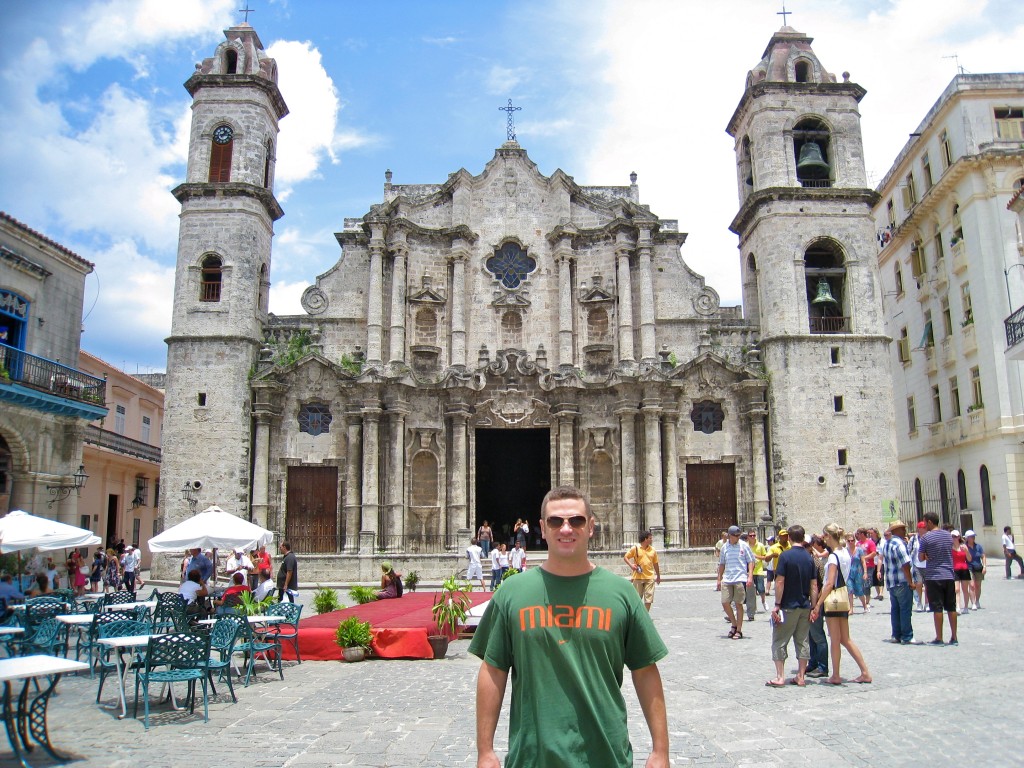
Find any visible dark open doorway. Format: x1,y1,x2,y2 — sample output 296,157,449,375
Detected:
475,428,550,549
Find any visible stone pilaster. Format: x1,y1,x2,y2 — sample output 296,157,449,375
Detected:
642,395,664,531
449,238,470,368
384,402,408,543
366,221,386,364
447,402,470,534
555,241,574,368
387,231,408,365
251,412,272,529
637,227,657,362
552,403,578,486
343,408,362,551
662,407,680,539
616,242,635,363
748,404,771,524
616,400,639,534
360,402,381,537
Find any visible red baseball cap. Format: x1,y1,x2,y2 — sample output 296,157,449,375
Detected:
916,521,926,529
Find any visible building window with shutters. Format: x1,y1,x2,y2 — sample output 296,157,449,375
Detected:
141,415,151,444
995,107,1024,140
907,396,917,434
902,172,917,211
921,152,933,190
114,404,126,435
898,327,910,363
970,367,983,410
208,124,233,182
932,384,942,423
939,130,953,170
949,376,961,418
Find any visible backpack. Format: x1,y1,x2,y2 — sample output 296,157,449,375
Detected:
394,575,404,598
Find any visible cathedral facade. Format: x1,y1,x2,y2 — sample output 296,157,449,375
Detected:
158,23,898,577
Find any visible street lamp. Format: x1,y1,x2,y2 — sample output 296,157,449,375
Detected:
46,464,89,508
181,480,202,513
843,466,855,499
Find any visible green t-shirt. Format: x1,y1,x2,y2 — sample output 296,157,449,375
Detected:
469,566,668,768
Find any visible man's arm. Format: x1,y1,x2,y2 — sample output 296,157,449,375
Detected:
631,664,669,768
476,661,508,768
654,561,661,584
773,574,786,609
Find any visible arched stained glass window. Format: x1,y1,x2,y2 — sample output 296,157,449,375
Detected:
690,401,725,435
298,403,332,436
486,242,536,289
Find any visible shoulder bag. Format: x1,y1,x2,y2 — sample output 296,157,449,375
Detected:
823,553,851,613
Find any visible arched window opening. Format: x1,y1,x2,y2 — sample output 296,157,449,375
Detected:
747,254,757,274
932,221,945,265
951,203,963,245
957,469,968,510
793,118,831,188
501,311,523,347
258,264,270,314
939,473,951,526
794,60,811,83
208,124,233,183
200,255,222,302
740,136,754,191
225,48,238,75
263,139,274,189
894,262,904,295
980,465,993,526
914,478,924,522
805,240,847,333
415,308,437,344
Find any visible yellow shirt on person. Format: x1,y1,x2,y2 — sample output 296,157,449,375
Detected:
625,543,659,580
749,540,767,576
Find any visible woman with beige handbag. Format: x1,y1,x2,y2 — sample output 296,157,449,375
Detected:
810,523,872,685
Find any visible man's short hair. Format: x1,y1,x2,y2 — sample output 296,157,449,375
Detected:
540,485,591,518
639,530,652,543
787,525,805,544
923,511,940,526
1005,525,1013,533
187,568,202,583
855,527,868,536
281,542,291,552
471,538,478,546
260,568,271,579
232,572,245,585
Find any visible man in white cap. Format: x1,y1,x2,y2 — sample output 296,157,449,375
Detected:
224,548,254,581
120,545,138,594
717,525,755,639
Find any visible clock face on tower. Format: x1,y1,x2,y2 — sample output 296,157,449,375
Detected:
213,125,233,144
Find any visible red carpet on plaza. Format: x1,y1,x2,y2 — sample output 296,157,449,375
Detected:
280,591,491,661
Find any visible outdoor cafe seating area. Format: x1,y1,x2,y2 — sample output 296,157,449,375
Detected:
0,506,292,767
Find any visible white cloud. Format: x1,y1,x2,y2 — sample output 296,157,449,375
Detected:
268,39,375,199
486,65,530,94
268,279,308,316
423,36,460,47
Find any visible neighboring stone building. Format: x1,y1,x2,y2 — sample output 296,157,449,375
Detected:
872,74,1024,555
159,23,899,579
0,212,108,524
79,351,163,569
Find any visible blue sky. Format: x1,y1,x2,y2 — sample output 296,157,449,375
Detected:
0,0,1021,373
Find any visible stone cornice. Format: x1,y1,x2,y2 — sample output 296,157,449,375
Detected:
729,186,879,235
172,182,284,222
727,81,866,137
183,73,289,120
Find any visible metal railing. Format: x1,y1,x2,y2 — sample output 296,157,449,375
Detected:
84,425,161,463
809,316,850,334
799,178,833,189
0,342,105,406
1005,305,1024,349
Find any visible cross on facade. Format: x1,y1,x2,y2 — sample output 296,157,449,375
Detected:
777,1,791,26
499,99,522,142
239,4,255,23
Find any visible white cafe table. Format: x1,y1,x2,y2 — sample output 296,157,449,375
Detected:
0,654,89,768
197,615,284,626
55,614,93,626
95,634,184,720
0,628,24,636
102,601,156,613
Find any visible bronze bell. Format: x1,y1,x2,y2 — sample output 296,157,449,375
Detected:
797,142,830,179
811,278,838,305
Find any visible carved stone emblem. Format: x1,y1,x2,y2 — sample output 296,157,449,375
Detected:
693,286,720,316
490,389,536,426
301,286,328,315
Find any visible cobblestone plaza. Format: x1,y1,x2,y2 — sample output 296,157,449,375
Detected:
19,574,1021,768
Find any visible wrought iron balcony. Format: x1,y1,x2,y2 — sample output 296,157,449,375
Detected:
809,316,850,334
799,178,833,189
84,425,160,463
1005,305,1024,359
0,342,106,406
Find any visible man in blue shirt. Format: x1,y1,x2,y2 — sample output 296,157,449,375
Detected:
881,521,916,644
767,526,817,687
919,512,957,645
187,547,214,584
0,574,24,610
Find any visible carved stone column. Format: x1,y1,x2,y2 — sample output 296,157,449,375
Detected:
748,404,771,524
360,402,381,545
662,407,680,541
616,400,639,535
384,402,408,543
555,241,574,368
343,408,362,551
251,412,272,529
552,403,578,486
642,395,664,532
449,238,471,368
388,231,408,365
447,403,470,534
615,234,635,362
637,226,657,362
366,221,386,364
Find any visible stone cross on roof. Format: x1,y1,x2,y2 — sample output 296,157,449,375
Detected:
777,1,792,26
239,4,255,23
499,99,522,142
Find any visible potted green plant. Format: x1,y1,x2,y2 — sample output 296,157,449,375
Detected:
428,573,472,659
236,590,276,617
335,615,373,662
404,570,420,593
312,585,342,614
348,585,378,605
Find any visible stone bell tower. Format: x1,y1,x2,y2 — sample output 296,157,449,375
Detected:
160,22,288,549
726,26,898,531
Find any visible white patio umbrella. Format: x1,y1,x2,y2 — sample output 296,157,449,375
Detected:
0,509,102,554
147,505,274,553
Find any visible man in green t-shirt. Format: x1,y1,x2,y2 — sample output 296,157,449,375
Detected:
470,485,669,768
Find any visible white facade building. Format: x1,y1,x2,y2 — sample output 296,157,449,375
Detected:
872,74,1024,555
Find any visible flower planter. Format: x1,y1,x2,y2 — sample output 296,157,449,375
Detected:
342,646,366,662
426,635,449,659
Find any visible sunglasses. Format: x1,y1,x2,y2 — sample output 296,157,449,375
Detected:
544,515,589,529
